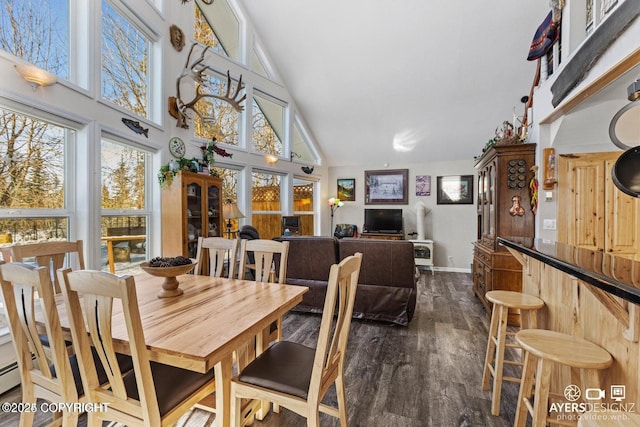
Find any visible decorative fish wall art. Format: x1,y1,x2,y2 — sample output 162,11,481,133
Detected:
122,118,149,138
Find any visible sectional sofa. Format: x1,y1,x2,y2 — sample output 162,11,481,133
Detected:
275,236,417,325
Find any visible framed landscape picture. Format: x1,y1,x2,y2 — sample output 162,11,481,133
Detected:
416,175,431,196
365,169,408,204
437,175,474,205
337,178,356,201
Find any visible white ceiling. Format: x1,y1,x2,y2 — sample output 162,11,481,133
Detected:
238,0,551,167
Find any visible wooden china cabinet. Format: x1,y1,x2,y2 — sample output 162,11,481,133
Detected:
473,143,536,324
161,171,223,259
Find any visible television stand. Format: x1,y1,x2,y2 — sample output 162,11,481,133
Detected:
360,232,403,240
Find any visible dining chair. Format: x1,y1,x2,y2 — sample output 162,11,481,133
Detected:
58,268,216,427
195,236,238,278
230,252,363,427
0,262,82,426
238,238,288,284
238,239,289,348
6,240,85,294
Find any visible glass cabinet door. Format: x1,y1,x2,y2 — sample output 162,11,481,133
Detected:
206,183,220,237
186,180,203,258
488,162,496,238
483,169,490,238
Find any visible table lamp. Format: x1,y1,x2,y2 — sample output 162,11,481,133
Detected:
222,200,245,239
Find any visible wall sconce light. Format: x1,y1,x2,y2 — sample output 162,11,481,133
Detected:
290,151,301,162
15,64,58,90
265,154,279,164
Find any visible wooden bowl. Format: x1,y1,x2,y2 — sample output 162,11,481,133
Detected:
140,260,196,298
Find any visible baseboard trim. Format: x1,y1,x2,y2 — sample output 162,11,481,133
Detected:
0,361,20,394
432,266,472,274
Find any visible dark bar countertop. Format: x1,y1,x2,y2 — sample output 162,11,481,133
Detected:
497,237,640,305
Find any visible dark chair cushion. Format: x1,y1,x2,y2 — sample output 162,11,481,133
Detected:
123,362,214,417
51,348,134,396
238,341,315,399
39,333,72,348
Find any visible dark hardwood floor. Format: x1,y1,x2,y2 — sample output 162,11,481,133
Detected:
0,271,521,426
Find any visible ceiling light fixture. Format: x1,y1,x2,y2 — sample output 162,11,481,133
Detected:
15,64,58,90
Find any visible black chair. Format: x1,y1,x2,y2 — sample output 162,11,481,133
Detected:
238,225,260,279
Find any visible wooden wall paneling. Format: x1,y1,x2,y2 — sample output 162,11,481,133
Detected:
605,159,640,257
520,256,640,406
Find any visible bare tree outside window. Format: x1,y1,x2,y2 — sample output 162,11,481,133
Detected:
252,95,284,157
0,0,69,78
101,0,149,117
194,73,240,145
101,140,146,210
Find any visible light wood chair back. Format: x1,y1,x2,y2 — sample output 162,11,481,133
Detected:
195,237,238,278
6,240,85,293
238,239,289,283
58,268,216,427
0,262,81,426
231,253,363,427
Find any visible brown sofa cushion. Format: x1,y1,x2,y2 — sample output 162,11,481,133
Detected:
275,236,417,325
274,236,338,281
338,238,416,289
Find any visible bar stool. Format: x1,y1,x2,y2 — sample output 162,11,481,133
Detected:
481,290,545,416
578,410,640,426
515,329,613,427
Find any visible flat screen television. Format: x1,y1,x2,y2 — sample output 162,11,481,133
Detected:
363,208,403,234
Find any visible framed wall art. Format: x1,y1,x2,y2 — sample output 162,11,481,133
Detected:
437,175,474,205
416,175,431,196
364,169,408,204
337,178,356,201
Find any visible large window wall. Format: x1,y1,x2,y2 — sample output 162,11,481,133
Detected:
192,0,319,235
0,0,321,259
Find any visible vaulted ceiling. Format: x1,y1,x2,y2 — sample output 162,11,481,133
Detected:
238,0,551,167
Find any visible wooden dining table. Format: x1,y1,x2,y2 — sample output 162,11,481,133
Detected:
50,272,308,427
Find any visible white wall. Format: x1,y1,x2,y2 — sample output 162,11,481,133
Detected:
329,159,477,272
528,17,640,242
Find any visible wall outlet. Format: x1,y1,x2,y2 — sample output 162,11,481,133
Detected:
543,219,557,230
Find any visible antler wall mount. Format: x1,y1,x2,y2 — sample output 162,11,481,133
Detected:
168,43,246,129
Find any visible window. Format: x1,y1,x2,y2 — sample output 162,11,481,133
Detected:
0,0,70,80
251,49,269,78
252,92,284,157
193,0,240,61
586,0,621,35
0,107,68,214
0,107,73,339
194,71,241,145
101,0,150,118
252,171,282,239
293,178,315,235
100,138,150,273
211,166,241,237
292,120,317,164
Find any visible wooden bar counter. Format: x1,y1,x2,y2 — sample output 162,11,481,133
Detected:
498,237,640,412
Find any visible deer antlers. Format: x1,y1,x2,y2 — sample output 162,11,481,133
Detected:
169,43,246,129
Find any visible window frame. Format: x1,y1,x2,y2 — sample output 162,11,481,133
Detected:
99,0,161,122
